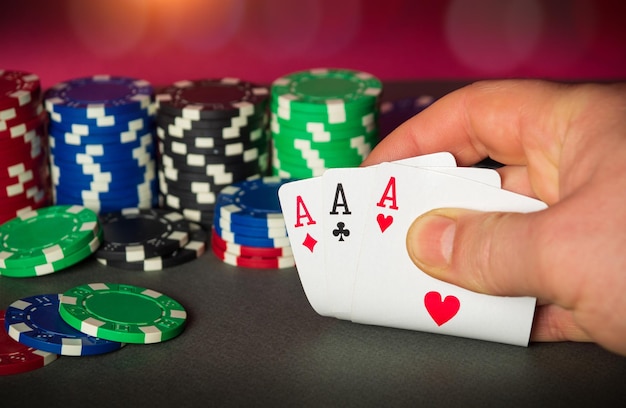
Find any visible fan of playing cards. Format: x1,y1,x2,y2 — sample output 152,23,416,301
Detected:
278,152,548,347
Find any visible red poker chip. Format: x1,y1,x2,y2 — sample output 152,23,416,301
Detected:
0,310,58,375
0,109,47,140
0,103,43,129
0,155,50,184
211,226,293,258
0,174,43,199
0,70,41,111
211,240,295,269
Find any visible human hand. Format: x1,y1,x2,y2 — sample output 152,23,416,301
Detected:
362,80,626,355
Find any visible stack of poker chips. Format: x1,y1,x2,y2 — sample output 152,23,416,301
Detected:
44,75,157,214
0,205,102,278
211,177,294,269
270,68,382,179
94,207,206,271
0,70,51,224
1,283,186,375
155,78,270,228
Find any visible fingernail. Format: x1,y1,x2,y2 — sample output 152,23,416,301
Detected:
407,212,456,270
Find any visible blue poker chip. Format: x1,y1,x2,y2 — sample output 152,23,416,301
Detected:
53,173,156,191
214,214,288,239
54,195,157,214
49,114,155,135
53,163,155,185
44,75,154,117
214,177,292,228
213,221,291,248
51,155,155,172
379,95,435,139
50,143,155,165
4,293,124,356
50,132,154,153
53,179,157,201
49,127,153,146
49,106,155,127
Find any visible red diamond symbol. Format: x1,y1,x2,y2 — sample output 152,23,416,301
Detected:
302,233,317,253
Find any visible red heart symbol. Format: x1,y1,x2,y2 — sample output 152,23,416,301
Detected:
376,213,393,233
424,291,460,326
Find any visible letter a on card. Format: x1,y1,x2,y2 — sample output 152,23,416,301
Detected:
375,176,398,233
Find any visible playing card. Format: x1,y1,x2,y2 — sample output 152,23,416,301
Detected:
278,176,332,316
350,162,547,346
323,163,501,319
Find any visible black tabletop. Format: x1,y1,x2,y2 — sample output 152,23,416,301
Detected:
2,80,625,408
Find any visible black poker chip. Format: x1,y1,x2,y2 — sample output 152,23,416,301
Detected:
160,153,267,176
157,133,267,157
159,191,217,212
156,111,266,130
156,122,267,142
155,78,269,120
96,222,207,271
96,208,193,262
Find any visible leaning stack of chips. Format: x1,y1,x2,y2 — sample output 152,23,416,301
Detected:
0,70,51,224
0,205,102,278
1,282,186,375
44,75,157,214
211,177,295,269
270,68,383,179
95,207,207,271
155,78,270,229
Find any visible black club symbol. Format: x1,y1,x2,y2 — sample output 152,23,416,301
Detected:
332,222,350,242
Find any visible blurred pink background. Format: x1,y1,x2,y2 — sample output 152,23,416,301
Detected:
1,0,624,88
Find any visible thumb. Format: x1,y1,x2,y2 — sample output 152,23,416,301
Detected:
405,208,551,300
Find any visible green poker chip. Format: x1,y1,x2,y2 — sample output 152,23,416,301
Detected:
273,148,365,168
271,110,377,132
272,132,378,153
270,68,382,113
270,99,376,124
58,283,187,344
0,231,103,278
0,205,100,269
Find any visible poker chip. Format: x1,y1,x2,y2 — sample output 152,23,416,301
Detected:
0,232,102,278
95,208,192,262
379,95,435,138
0,205,100,269
211,227,293,258
0,310,58,375
215,216,288,239
44,75,153,116
1,70,51,224
270,68,382,179
96,222,207,271
4,294,123,356
211,240,295,269
58,283,187,344
155,78,270,228
43,75,157,214
156,78,269,119
211,177,294,269
0,70,41,111
215,177,289,228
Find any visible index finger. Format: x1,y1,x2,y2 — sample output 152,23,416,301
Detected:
363,79,567,168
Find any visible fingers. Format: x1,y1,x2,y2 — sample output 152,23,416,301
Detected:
363,79,566,168
531,304,592,343
497,165,537,198
405,208,557,301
